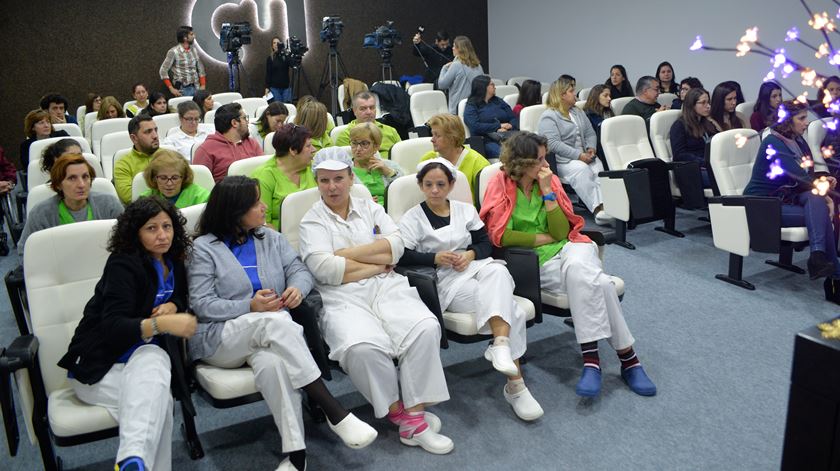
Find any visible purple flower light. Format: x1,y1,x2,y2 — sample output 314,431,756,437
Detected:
777,104,788,123
764,71,777,82
827,119,839,131
690,36,703,51
766,144,777,159
767,159,784,180
773,50,787,68
786,27,800,41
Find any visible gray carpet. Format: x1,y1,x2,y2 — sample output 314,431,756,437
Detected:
0,208,834,470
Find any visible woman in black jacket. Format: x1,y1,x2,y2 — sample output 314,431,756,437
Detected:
669,88,719,187
604,64,633,99
58,196,197,471
265,36,292,103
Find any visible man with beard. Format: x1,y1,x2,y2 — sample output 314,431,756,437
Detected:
193,103,262,182
160,25,206,97
115,115,161,204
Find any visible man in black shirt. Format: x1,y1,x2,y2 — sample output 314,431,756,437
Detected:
412,30,454,86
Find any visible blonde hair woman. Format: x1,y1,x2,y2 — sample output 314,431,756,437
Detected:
437,35,484,114
418,113,489,196
294,101,333,151
141,149,209,208
346,123,403,205
97,96,125,120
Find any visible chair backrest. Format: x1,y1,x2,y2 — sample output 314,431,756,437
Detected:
575,100,586,110
76,105,86,129
806,118,831,173
457,99,470,138
213,92,243,106
736,101,756,118
490,78,505,86
27,178,117,216
226,154,273,177
84,112,98,141
337,84,347,111
541,82,551,95
503,93,519,109
709,128,760,196
167,96,193,113
610,97,635,115
495,85,518,99
476,162,504,208
578,87,592,101
203,109,217,124
657,93,678,108
27,136,91,166
248,124,263,146
407,83,434,95
28,153,103,190
280,184,373,251
284,103,298,123
235,97,269,118
92,118,131,158
385,170,471,222
507,76,534,87
330,124,350,145
53,123,82,137
390,137,434,172
519,104,547,132
153,113,180,138
100,131,133,180
255,104,269,121
263,131,276,154
542,92,548,104
601,115,655,169
123,100,137,113
410,90,449,127
649,109,682,162
180,202,206,236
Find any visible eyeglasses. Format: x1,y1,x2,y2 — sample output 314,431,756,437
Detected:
182,117,200,123
350,141,372,148
156,175,183,184
239,115,250,121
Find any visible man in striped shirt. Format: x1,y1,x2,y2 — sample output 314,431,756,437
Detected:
159,26,206,97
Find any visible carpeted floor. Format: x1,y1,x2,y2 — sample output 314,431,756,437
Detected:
0,208,834,470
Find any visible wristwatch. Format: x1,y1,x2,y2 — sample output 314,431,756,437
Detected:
542,192,557,202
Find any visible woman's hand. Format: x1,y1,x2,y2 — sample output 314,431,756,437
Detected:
413,33,421,44
250,289,283,312
500,123,513,131
534,233,556,246
367,156,395,177
578,152,594,164
452,251,475,272
537,167,554,194
434,251,460,267
264,88,270,96
151,302,177,318
827,176,837,190
279,287,303,309
157,314,197,339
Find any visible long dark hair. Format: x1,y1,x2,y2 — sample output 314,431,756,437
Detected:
754,81,782,127
681,88,718,139
467,75,493,107
198,176,265,244
655,61,677,93
605,64,633,97
582,84,613,118
143,92,168,117
515,79,542,108
193,90,212,118
710,82,741,131
108,196,191,261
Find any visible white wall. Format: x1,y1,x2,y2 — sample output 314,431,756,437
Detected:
488,0,839,101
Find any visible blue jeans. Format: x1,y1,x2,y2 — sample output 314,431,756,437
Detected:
781,191,840,275
269,87,292,103
180,85,197,97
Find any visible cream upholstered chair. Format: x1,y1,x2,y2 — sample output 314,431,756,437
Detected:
735,101,756,118
153,113,180,138
234,97,269,118
410,90,449,127
91,118,131,160
84,112,98,141
203,109,217,124
806,118,832,173
27,153,103,190
503,93,518,109
26,178,118,216
167,96,193,113
507,76,534,87
657,93,678,108
577,87,592,101
99,131,133,180
494,85,518,99
52,123,82,137
27,137,90,168
179,202,206,236
457,99,471,138
330,124,351,145
610,97,634,115
390,137,434,173
407,83,434,95
518,104,546,133
280,185,372,251
212,92,243,106
226,154,273,177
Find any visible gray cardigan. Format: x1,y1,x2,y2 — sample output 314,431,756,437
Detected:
187,230,314,360
538,107,598,165
438,59,484,114
17,192,123,257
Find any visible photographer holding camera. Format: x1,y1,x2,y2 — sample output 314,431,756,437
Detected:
412,29,453,85
265,37,292,103
159,25,206,97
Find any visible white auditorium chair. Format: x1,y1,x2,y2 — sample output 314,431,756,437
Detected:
542,92,548,104
578,87,592,101
410,90,449,128
518,104,547,133
248,124,263,147
27,137,91,168
255,104,268,121
52,123,82,137
457,99,471,138
153,113,180,138
503,93,518,109
390,138,434,175
281,185,371,251
284,103,298,123
131,165,215,201
235,97,269,118
27,153,103,190
707,129,809,290
407,83,433,95
179,202,206,236
226,154,273,177
99,131,133,180
84,112,98,142
167,96,193,113
649,109,710,206
735,101,756,118
541,82,551,95
330,124,351,145
490,78,505,86
212,92,243,106
122,100,137,114
494,85,518,99
507,76,534,87
657,93,678,108
263,131,276,155
610,97,634,115
75,105,86,130
575,100,586,110
806,118,832,173
203,109,216,124
91,118,131,159
26,178,118,216
337,84,348,111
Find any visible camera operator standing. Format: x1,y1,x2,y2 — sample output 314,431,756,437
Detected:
265,37,292,103
412,30,453,85
159,25,206,97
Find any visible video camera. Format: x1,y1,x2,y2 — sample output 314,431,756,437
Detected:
363,21,402,50
320,16,344,43
281,36,308,67
220,22,252,53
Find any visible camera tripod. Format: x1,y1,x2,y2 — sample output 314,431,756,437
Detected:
317,40,350,117
227,49,243,92
379,48,395,83
290,62,313,103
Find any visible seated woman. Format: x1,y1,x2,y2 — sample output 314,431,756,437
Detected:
125,83,150,118
671,77,703,110
142,92,169,118
294,100,333,151
344,123,403,205
814,75,840,118
420,113,490,196
513,79,542,117
463,75,519,159
188,176,377,470
743,100,840,301
193,90,215,120
750,81,783,131
19,153,123,256
256,101,289,139
141,149,209,208
438,35,484,115
669,88,719,187
300,153,453,455
58,196,197,471
582,84,614,169
86,92,102,115
97,96,125,121
480,132,656,398
252,123,317,229
40,138,83,175
20,109,70,168
655,61,678,94
605,64,633,99
710,82,748,131
539,77,612,225
399,159,542,421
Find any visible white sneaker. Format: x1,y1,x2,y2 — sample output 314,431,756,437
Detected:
327,412,378,449
594,210,615,226
275,457,305,471
424,411,442,433
400,427,454,455
503,385,544,421
484,344,519,377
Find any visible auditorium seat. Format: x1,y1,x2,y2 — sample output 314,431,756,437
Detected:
494,85,518,99
410,90,449,128
407,83,433,95
27,153,102,190
235,97,269,118
27,137,91,169
610,97,634,115
507,76,534,87
390,137,433,173
91,118,131,160
657,93,678,108
503,93,518,109
167,96,193,113
263,131,276,155
26,178,118,216
226,154,273,177
99,131,132,180
52,123,82,137
577,87,592,101
153,113,180,138
735,101,756,118
649,109,710,202
806,118,831,173
518,104,546,133
212,92,243,106
330,124,350,145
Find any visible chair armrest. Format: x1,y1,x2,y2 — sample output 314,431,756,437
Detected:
580,230,605,246
708,195,781,254
492,247,542,323
162,336,196,417
395,265,448,349
4,335,38,369
598,168,653,221
290,290,332,380
5,266,28,336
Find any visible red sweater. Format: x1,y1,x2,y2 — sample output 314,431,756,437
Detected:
193,132,262,182
0,147,17,183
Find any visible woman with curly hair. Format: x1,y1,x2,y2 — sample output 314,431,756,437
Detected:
39,138,83,175
58,196,198,471
480,132,656,399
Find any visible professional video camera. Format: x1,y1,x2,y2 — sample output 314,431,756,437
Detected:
363,21,402,50
280,36,308,67
219,22,252,53
320,16,344,44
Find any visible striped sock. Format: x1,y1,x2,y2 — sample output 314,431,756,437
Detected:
618,347,640,371
387,402,429,439
580,341,600,370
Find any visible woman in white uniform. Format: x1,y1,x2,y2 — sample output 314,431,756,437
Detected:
398,158,543,421
299,152,454,455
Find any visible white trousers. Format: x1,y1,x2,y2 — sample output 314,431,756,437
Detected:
70,345,173,471
204,311,322,453
556,158,605,212
539,242,634,349
447,263,528,360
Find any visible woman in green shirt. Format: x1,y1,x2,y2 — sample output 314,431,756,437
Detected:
141,149,210,208
294,100,333,151
347,122,403,205
252,123,317,229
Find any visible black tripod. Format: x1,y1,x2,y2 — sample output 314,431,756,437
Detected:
379,48,395,83
226,50,243,92
290,61,313,102
317,40,350,117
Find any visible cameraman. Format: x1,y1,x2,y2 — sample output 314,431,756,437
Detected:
159,25,206,97
412,30,453,85
265,37,292,103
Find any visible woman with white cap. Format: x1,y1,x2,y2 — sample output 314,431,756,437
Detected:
398,158,542,421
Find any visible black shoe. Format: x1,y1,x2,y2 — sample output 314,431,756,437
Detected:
825,277,840,305
808,251,834,280
0,233,9,257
